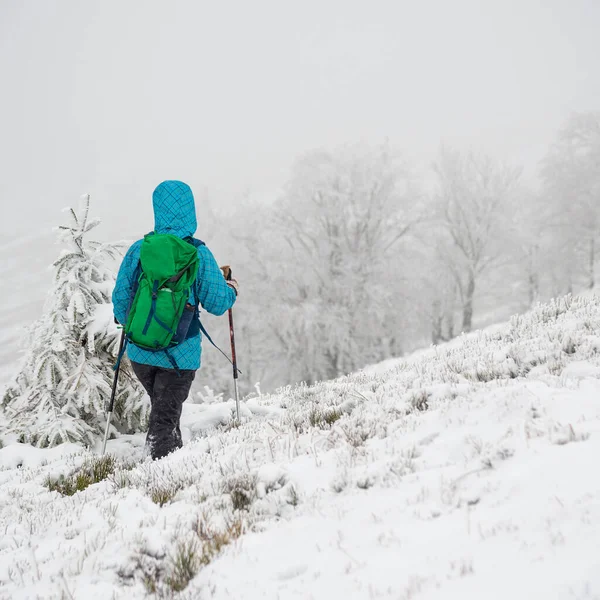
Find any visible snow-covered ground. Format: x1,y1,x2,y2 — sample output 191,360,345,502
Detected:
1,293,600,599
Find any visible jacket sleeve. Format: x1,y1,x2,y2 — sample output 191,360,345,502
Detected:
112,241,142,325
196,246,237,316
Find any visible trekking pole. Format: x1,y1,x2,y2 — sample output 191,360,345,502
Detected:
102,329,126,455
225,269,241,423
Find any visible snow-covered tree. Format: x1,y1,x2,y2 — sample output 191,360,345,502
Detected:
541,112,600,292
1,196,147,447
432,148,522,332
266,143,423,382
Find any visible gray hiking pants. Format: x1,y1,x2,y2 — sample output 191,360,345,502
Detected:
131,362,196,460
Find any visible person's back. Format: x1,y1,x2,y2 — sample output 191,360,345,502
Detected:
112,180,237,459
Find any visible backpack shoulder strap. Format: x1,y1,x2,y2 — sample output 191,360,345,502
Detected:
185,237,205,248
182,237,204,305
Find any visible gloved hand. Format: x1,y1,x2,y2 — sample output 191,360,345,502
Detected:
220,265,238,295
226,278,239,295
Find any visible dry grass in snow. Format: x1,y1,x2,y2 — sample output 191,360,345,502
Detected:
1,294,600,599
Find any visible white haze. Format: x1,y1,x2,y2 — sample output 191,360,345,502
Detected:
1,0,599,240
1,0,599,396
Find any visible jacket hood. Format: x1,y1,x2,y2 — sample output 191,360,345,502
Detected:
152,180,197,238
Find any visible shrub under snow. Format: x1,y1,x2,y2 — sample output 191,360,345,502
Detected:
1,196,147,447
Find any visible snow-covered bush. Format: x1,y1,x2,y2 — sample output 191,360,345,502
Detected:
192,385,224,404
1,195,147,447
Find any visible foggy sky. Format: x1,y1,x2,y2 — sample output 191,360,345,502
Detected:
1,0,599,240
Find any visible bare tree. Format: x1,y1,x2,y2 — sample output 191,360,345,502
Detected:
433,148,522,332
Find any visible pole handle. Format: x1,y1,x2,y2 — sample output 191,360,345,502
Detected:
222,265,233,281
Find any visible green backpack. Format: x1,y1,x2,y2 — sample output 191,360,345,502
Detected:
124,233,200,351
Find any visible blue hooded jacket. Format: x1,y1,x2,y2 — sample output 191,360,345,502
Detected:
112,180,236,370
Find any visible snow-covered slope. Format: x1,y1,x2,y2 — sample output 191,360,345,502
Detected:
1,294,600,599
0,231,53,386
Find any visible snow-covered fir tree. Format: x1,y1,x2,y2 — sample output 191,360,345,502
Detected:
1,196,148,447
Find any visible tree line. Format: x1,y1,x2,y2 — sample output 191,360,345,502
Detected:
198,111,600,396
